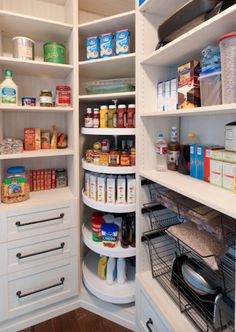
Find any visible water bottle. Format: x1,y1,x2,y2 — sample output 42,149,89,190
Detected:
155,133,167,171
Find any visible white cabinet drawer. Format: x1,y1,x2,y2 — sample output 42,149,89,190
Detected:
0,229,78,275
0,256,78,321
1,202,76,242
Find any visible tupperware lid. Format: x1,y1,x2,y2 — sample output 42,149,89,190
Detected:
101,223,119,232
219,32,236,43
7,166,25,174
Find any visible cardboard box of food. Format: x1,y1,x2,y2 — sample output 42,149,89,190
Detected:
24,128,41,151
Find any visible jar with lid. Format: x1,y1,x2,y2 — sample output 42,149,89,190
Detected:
130,147,136,166
56,168,68,188
127,104,135,128
108,105,117,128
92,212,104,242
55,85,71,107
40,90,53,107
101,139,110,153
93,108,100,128
117,104,127,128
120,150,130,166
2,166,30,204
84,108,93,128
100,105,108,128
109,149,120,166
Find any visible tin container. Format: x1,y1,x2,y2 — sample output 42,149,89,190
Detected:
43,42,66,64
12,36,35,60
22,97,36,106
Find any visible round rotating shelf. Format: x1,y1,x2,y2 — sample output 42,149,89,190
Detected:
82,159,136,175
81,128,136,136
82,222,136,258
82,190,136,213
82,251,135,304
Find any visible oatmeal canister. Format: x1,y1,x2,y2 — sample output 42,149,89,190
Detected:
43,42,66,64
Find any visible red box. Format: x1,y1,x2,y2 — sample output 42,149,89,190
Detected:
40,170,44,190
48,169,52,189
51,169,56,189
32,170,37,191
24,128,41,151
44,170,48,190
204,146,224,182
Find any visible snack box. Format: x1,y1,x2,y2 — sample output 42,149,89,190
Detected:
204,146,224,182
196,145,205,180
24,128,41,151
116,29,129,56
222,162,236,192
190,144,197,178
157,81,165,112
86,36,99,60
210,150,223,187
225,122,236,152
100,32,113,58
223,150,236,163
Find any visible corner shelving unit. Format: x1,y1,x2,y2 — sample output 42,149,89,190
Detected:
82,158,136,174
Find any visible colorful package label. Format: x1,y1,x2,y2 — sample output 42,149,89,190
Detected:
116,29,129,55
100,33,113,58
86,36,99,60
1,87,17,104
3,177,25,199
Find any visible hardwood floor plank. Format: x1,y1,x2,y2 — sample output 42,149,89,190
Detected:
31,319,54,332
52,311,80,332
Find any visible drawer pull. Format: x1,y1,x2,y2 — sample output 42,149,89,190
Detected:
146,318,153,332
16,277,65,298
15,213,64,227
16,242,65,259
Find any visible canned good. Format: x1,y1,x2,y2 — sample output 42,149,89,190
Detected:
22,97,36,106
12,36,35,60
55,85,71,106
43,42,66,64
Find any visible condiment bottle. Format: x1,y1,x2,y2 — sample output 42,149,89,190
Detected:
117,104,127,128
93,108,100,128
167,126,180,171
101,139,110,153
178,132,198,175
130,147,136,166
0,70,18,105
108,105,116,128
127,213,135,247
100,105,108,128
84,108,93,128
121,216,129,248
127,104,135,128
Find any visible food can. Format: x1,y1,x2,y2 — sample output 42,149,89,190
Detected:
12,36,35,60
21,97,36,106
43,42,66,64
55,85,71,106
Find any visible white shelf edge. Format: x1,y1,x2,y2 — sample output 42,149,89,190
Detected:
82,222,136,258
79,53,136,66
82,159,136,174
0,105,73,113
0,148,74,160
78,10,136,30
81,128,136,135
79,91,136,101
82,190,136,213
139,170,236,219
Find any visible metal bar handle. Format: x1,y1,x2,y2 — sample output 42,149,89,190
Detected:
146,318,153,332
16,242,65,259
15,213,64,227
16,277,65,299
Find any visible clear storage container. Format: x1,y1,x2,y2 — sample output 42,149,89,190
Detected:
199,71,222,106
219,32,236,103
1,166,30,204
85,78,135,95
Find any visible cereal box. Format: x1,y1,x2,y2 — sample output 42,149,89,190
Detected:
190,145,197,178
24,128,41,151
116,29,129,56
204,146,224,182
100,32,113,58
86,36,99,60
222,162,236,192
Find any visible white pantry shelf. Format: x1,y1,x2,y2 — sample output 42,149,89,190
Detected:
0,10,73,42
0,148,74,160
82,159,136,174
79,91,136,103
141,104,236,117
0,105,73,113
79,10,135,36
139,170,236,219
139,0,187,16
0,57,73,79
141,5,236,67
81,128,135,135
79,53,135,79
82,251,135,304
82,222,136,258
82,190,136,213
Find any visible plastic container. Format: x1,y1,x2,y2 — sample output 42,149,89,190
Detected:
85,78,135,95
199,71,222,106
12,36,35,60
106,257,116,285
92,212,104,242
155,134,167,172
117,258,127,284
219,32,236,103
2,166,30,204
101,223,119,248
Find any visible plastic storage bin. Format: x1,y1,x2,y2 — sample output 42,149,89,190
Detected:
219,32,236,103
85,78,135,95
199,71,222,106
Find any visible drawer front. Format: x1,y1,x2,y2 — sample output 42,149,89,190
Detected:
0,229,78,276
0,256,78,321
4,203,76,241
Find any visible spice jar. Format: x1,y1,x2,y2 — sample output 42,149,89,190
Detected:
56,168,68,188
92,212,104,242
130,147,136,166
93,108,100,128
55,85,71,106
40,90,53,107
2,166,30,204
120,150,130,166
109,149,120,166
84,108,93,128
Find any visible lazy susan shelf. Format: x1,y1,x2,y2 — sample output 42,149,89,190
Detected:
82,159,136,174
82,251,135,304
81,128,136,135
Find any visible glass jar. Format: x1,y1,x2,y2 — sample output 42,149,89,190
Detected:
101,139,110,153
56,168,68,188
108,149,120,166
92,212,104,242
55,85,71,106
93,108,100,128
2,166,30,204
84,108,93,128
120,150,130,166
40,90,53,107
130,147,136,166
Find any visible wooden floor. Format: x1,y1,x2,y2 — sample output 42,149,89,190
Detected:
20,308,132,332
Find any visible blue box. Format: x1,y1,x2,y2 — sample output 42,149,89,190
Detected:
86,36,99,60
190,145,197,178
116,29,130,56
196,145,205,180
100,32,113,58
139,0,145,5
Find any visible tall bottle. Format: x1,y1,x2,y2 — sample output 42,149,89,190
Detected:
167,126,180,171
106,257,116,285
0,70,18,105
155,134,167,171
